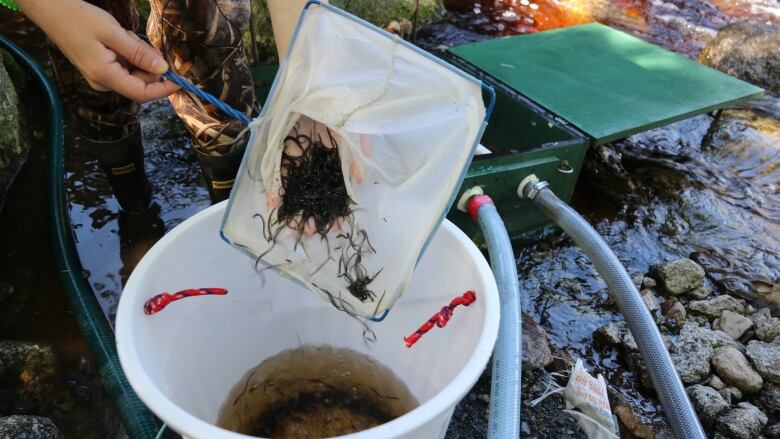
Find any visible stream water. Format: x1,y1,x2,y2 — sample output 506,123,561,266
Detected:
1,1,778,437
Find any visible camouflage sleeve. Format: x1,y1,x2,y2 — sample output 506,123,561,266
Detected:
147,0,256,156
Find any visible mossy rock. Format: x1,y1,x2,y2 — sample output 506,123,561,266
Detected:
0,49,27,210
248,0,443,63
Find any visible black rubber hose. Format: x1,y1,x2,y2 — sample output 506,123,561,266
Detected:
525,182,705,439
0,33,160,439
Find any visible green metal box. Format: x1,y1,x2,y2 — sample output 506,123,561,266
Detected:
252,23,762,242
445,23,762,241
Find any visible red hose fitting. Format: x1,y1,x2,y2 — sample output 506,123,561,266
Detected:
466,194,495,222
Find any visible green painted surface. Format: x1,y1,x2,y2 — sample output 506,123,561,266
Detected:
449,140,587,243
448,23,763,144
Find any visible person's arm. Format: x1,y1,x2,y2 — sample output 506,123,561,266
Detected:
17,0,178,102
266,0,326,59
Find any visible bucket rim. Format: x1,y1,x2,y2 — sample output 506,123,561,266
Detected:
116,201,500,439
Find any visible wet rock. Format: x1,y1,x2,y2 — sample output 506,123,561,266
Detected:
655,258,705,295
719,386,742,405
640,289,660,312
670,324,715,384
719,310,754,340
759,383,780,416
751,308,780,342
631,273,644,289
687,384,729,425
715,402,768,439
766,423,780,439
661,298,686,324
699,22,780,95
522,313,553,370
0,50,25,209
689,295,748,319
642,277,657,289
0,342,59,403
688,285,712,300
594,321,636,351
712,346,763,394
0,415,59,438
746,340,780,384
610,391,654,439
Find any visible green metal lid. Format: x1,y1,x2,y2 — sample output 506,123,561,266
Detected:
448,23,763,144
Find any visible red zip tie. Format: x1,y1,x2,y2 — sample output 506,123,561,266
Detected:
404,290,477,348
144,288,228,315
466,195,494,221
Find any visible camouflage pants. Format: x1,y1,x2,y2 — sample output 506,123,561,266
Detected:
51,0,255,155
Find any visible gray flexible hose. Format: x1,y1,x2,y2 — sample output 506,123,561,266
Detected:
474,200,523,439
525,183,705,439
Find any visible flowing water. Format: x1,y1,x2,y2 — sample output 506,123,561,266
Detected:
1,0,778,437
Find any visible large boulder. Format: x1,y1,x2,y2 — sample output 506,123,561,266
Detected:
699,22,780,95
746,340,780,384
0,415,59,438
0,50,27,210
711,346,763,394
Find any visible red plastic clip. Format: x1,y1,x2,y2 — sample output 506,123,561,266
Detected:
403,290,477,348
144,288,228,315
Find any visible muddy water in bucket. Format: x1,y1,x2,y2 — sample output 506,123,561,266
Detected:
217,345,418,437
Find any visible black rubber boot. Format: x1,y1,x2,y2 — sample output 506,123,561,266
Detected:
195,142,246,204
83,129,152,214
118,207,166,285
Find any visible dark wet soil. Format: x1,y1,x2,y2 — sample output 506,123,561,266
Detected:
1,1,778,438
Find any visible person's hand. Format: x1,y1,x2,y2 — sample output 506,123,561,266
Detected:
18,0,179,102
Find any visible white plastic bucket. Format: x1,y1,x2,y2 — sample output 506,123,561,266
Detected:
116,202,499,439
